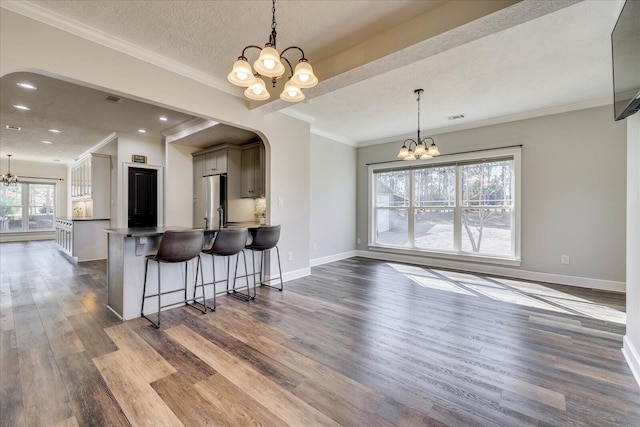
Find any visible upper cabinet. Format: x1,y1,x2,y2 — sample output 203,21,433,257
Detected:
70,153,111,218
241,143,265,198
201,149,227,176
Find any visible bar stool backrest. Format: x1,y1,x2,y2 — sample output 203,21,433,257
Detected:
249,225,281,251
208,228,248,256
155,229,204,263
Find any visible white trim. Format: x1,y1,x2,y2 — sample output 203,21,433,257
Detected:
355,250,626,293
356,96,612,148
0,231,54,242
310,251,359,267
368,245,521,266
622,335,640,388
281,267,311,283
0,1,236,98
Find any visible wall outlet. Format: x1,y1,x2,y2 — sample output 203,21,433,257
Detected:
561,254,570,265
278,196,284,207
313,243,317,251
288,252,293,262
357,237,361,245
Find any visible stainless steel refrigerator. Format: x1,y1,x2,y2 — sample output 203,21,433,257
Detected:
194,174,227,229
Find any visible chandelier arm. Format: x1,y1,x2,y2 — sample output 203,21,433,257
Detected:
279,46,306,61
420,137,434,145
240,45,263,58
280,56,294,79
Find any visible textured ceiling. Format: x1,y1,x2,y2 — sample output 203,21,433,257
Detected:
0,0,627,164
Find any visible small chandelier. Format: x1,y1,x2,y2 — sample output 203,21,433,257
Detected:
397,89,440,161
1,154,19,186
227,0,318,102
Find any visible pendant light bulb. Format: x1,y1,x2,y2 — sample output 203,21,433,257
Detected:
291,60,318,88
254,46,285,78
244,78,270,101
280,81,305,102
228,58,255,87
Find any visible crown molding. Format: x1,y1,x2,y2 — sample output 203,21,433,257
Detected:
1,1,237,97
355,96,613,148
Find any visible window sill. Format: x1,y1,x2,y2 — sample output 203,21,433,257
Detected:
368,245,521,267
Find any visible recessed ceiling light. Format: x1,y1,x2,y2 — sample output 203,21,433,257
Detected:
41,140,53,144
4,125,21,131
159,116,168,122
48,129,61,133
138,129,146,133
17,82,37,90
13,104,30,111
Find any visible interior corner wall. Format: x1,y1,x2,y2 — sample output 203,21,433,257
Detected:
165,143,200,228
309,134,357,262
0,9,311,276
356,106,627,288
624,112,640,386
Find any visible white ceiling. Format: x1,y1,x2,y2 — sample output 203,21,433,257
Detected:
0,0,626,164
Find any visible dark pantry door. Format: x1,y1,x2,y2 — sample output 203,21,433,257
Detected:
128,167,157,228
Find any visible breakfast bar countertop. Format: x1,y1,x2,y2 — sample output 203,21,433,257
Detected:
104,222,265,237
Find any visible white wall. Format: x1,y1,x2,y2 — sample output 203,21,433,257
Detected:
623,112,640,385
357,106,627,290
309,134,357,264
0,9,311,278
165,142,200,227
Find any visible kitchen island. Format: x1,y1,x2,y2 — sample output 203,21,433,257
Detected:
104,225,263,320
55,217,110,262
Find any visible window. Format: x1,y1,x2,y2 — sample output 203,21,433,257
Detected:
369,147,520,263
0,182,56,232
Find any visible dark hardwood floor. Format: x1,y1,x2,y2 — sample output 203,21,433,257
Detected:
1,240,638,426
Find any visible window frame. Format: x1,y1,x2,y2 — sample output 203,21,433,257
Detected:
368,147,521,266
0,180,57,233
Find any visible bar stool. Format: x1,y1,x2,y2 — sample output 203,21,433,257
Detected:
141,229,206,328
245,225,283,292
201,228,253,302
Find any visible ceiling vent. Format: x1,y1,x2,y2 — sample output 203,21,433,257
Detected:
4,124,22,131
104,94,123,103
448,114,465,121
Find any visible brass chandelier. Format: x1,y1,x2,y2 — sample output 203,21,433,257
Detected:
1,154,18,186
227,0,318,102
397,89,440,160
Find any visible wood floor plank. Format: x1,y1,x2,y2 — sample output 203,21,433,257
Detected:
127,315,217,384
93,350,183,427
57,351,130,426
2,243,639,427
0,330,25,427
104,323,176,383
194,373,285,427
18,345,73,427
165,324,341,426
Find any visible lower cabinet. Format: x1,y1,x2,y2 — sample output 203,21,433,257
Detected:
55,218,110,262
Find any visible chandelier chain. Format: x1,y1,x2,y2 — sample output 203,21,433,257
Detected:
270,0,277,46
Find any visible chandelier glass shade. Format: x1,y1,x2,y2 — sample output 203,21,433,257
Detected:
1,154,18,186
227,0,318,102
397,89,440,161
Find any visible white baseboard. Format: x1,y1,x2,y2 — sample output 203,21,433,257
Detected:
310,250,359,267
354,250,626,293
623,336,640,388
282,267,311,283
0,232,55,243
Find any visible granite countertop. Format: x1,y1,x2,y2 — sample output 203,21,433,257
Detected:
104,223,266,237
